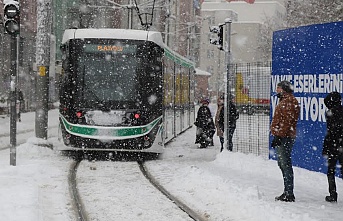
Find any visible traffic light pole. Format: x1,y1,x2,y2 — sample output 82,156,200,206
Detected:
4,0,21,166
9,34,18,166
224,18,232,151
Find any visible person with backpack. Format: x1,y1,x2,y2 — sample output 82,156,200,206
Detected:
322,91,343,202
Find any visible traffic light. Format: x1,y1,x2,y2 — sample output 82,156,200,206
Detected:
209,24,224,50
3,0,20,35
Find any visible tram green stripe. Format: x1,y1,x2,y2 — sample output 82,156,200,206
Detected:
60,115,162,138
164,48,194,68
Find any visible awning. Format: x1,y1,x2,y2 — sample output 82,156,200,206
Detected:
195,68,211,76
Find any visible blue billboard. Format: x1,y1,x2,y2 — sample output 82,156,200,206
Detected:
271,21,343,176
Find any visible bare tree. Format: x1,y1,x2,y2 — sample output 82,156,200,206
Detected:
258,0,342,61
258,14,286,61
286,0,343,28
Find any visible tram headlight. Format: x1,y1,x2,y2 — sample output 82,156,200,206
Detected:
143,136,151,147
65,134,71,145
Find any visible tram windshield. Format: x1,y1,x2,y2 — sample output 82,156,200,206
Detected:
81,46,138,104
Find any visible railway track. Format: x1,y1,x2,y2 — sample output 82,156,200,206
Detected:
0,122,209,220
68,157,209,221
69,160,88,221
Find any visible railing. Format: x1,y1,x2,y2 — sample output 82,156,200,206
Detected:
230,62,271,158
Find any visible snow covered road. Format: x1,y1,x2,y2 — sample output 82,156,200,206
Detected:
0,110,342,221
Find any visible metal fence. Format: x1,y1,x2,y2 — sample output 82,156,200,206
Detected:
230,62,271,159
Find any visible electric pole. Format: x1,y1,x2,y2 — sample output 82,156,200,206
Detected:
35,0,52,139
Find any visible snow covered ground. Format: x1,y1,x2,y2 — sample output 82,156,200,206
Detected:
0,109,342,221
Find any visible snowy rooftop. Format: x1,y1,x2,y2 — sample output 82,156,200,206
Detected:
61,29,164,47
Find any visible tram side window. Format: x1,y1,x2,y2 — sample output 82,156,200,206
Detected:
175,66,182,108
60,44,68,103
181,66,190,107
165,57,174,108
190,69,195,105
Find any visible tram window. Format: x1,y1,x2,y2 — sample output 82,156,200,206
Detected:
81,53,138,102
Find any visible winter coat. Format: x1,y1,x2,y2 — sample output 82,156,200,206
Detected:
195,105,215,132
215,105,224,137
228,101,239,128
271,92,300,138
215,101,239,137
323,92,343,156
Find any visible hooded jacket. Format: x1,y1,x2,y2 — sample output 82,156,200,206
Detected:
271,92,300,138
323,92,343,156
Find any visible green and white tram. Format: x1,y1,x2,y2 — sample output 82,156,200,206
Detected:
58,28,195,155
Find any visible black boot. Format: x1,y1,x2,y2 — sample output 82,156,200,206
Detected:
275,193,295,202
325,192,337,202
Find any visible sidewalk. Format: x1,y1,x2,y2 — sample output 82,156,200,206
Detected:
0,109,59,149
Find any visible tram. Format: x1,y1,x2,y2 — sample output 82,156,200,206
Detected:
58,28,195,156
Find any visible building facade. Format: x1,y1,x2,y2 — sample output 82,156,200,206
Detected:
53,0,201,62
1,1,202,109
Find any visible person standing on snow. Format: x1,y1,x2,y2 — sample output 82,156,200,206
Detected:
227,94,239,151
194,98,215,148
215,95,225,151
322,92,343,202
208,100,216,146
271,80,300,202
215,94,239,152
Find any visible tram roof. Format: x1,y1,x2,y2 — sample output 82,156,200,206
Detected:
62,28,195,69
61,28,164,47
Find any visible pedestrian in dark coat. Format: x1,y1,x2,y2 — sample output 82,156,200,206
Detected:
271,80,300,202
195,98,215,148
323,91,343,202
215,94,239,152
227,95,239,151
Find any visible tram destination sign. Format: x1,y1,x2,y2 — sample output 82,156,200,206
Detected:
84,44,137,54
